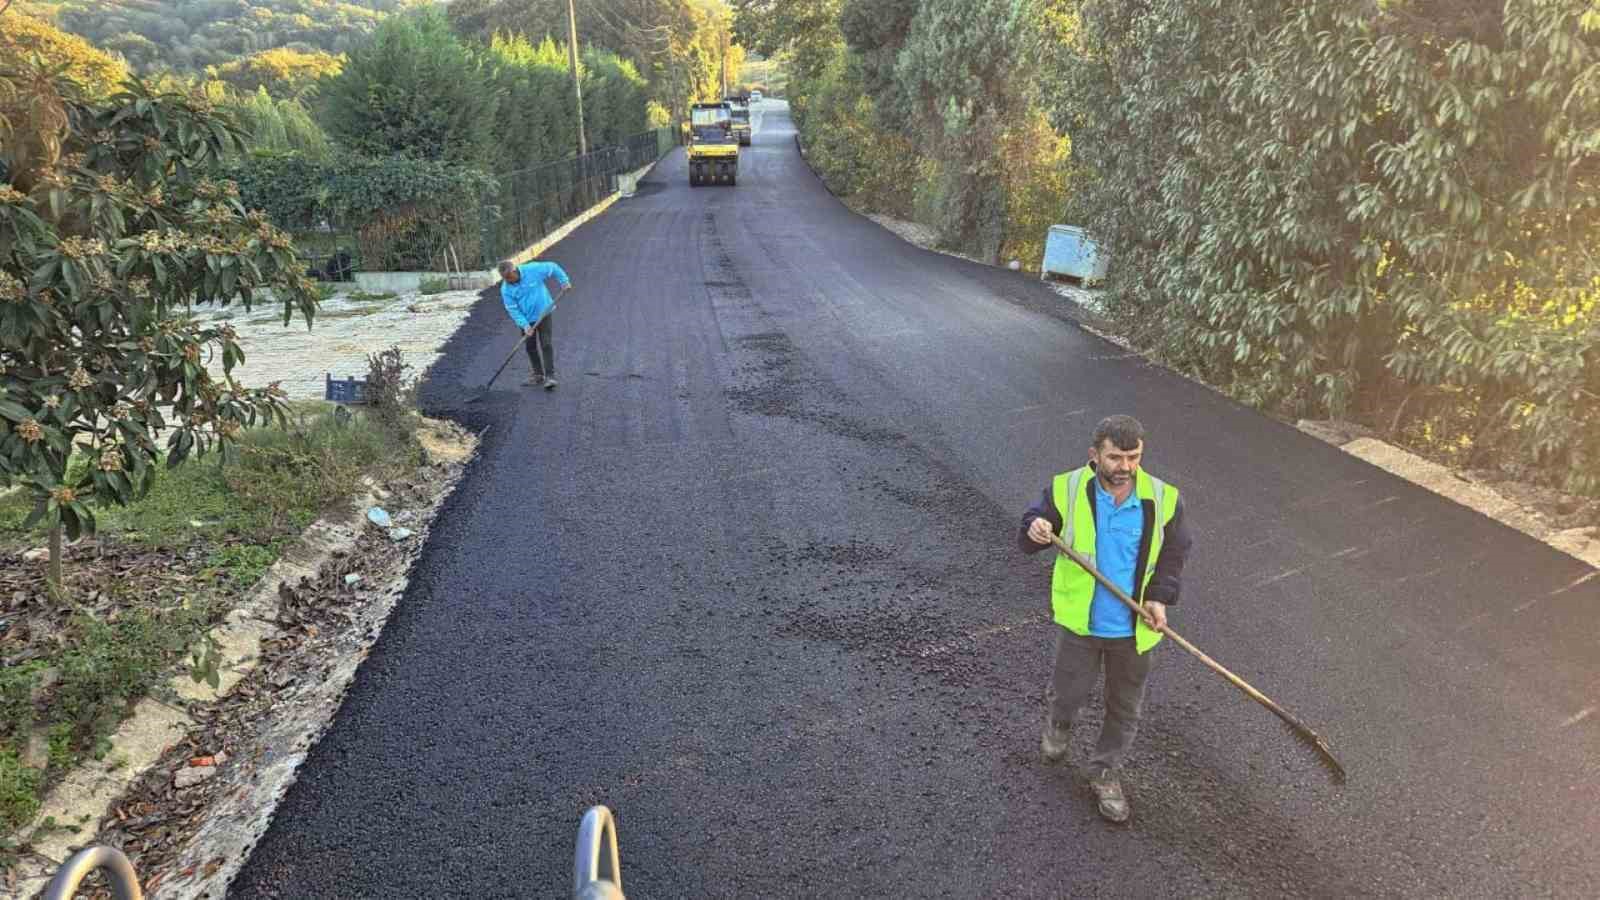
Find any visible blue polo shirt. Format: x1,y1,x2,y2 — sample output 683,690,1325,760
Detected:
1089,479,1143,637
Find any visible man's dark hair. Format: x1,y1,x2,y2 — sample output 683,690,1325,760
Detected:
1092,415,1145,451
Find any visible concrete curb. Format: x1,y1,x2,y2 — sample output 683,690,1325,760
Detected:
11,419,479,898
1325,433,1600,569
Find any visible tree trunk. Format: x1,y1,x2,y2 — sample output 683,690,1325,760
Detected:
48,523,63,598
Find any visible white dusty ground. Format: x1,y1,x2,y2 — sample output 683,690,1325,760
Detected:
199,288,484,400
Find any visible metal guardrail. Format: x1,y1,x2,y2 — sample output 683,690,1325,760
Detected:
43,845,143,900
47,806,625,899
574,804,626,900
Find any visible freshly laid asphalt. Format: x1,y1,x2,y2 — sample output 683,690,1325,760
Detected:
229,105,1599,898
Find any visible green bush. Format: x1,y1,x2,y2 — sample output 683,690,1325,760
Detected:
319,7,500,168
229,151,496,270
418,275,449,295
1050,0,1600,492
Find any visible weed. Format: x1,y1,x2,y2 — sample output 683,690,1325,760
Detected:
50,609,207,758
366,347,417,437
418,275,449,295
0,664,39,747
0,750,42,834
206,542,280,590
46,724,71,772
348,290,399,303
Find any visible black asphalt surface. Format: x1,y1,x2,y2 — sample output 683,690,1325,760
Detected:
230,105,1599,898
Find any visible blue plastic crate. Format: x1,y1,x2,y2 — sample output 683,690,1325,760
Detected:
325,373,371,405
1041,225,1109,283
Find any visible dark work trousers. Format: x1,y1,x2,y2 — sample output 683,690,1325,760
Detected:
522,313,554,378
1047,627,1155,774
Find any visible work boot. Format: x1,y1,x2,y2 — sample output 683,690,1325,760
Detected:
543,375,559,390
1040,720,1071,764
1088,768,1131,824
523,373,544,387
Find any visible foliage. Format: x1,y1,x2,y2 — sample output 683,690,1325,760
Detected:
317,7,500,169
792,46,921,217
483,34,649,169
0,664,39,748
228,151,496,270
887,0,1039,261
364,345,415,435
1051,0,1600,492
226,88,334,160
51,609,198,750
0,401,422,840
0,749,42,834
0,64,317,550
0,12,130,100
733,0,841,88
207,47,345,100
417,276,448,296
449,0,740,117
222,403,417,532
44,0,424,75
995,107,1070,269
765,0,1062,263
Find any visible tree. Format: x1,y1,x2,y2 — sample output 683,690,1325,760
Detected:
0,62,317,592
448,0,732,116
0,12,130,99
227,87,334,159
1048,0,1600,492
731,0,842,87
890,0,1039,261
317,7,500,168
46,0,408,74
208,47,345,100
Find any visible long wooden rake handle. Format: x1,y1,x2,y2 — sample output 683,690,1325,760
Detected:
1048,534,1346,782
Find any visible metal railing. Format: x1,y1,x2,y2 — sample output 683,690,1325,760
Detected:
46,805,626,899
574,804,626,899
283,127,678,275
478,127,675,268
43,846,142,900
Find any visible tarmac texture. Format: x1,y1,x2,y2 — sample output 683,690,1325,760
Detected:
229,105,1600,899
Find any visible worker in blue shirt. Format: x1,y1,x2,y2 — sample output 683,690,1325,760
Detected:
498,258,572,390
1020,415,1192,823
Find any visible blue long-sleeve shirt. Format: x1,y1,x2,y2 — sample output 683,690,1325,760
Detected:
1087,478,1143,637
500,260,570,330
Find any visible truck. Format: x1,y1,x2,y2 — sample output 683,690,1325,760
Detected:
723,94,752,146
687,102,739,186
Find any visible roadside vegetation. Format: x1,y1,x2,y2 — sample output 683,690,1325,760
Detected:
737,0,1600,498
0,29,428,849
0,381,426,848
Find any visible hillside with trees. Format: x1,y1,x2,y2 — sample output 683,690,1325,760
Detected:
18,0,422,73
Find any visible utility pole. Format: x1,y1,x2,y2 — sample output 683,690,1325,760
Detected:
567,0,587,157
720,25,728,98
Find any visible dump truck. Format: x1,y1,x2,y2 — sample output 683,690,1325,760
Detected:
724,95,752,146
687,102,739,186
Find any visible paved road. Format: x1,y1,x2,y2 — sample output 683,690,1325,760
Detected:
231,104,1599,898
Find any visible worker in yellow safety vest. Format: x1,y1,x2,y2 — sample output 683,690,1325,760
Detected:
1020,415,1193,823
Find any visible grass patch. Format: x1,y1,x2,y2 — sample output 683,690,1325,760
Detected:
348,290,399,303
0,455,265,550
0,750,42,835
418,275,449,295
